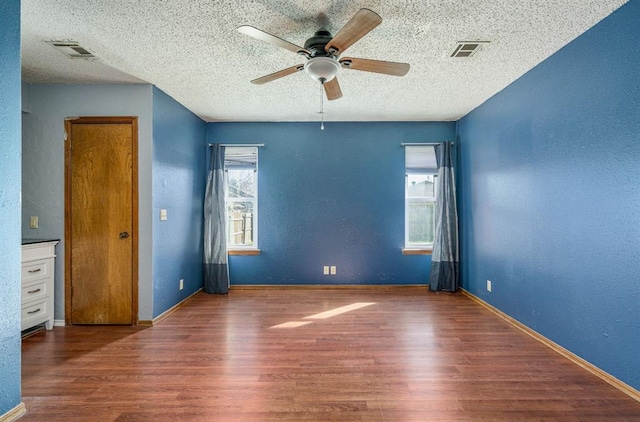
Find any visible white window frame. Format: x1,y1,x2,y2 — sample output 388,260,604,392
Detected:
224,146,258,250
405,174,437,249
404,146,438,249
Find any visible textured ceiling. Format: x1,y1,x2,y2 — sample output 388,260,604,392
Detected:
21,0,627,122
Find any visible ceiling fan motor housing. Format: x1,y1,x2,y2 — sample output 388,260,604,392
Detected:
304,30,334,56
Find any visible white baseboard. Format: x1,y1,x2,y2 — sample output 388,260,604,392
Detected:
0,403,26,422
53,319,65,327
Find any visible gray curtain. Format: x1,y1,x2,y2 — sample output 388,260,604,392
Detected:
428,141,459,292
203,143,229,294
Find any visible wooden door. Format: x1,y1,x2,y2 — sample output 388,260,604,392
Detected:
65,117,138,325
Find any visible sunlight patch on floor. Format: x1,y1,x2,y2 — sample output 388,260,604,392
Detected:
303,302,376,320
269,302,377,329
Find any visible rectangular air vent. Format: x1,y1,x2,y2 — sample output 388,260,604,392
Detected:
451,41,489,58
46,40,97,59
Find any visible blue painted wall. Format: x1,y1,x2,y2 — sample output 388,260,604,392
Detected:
457,0,640,390
152,87,206,317
22,84,156,320
207,122,455,285
0,0,22,414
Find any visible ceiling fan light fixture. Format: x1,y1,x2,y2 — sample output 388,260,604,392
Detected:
304,57,341,83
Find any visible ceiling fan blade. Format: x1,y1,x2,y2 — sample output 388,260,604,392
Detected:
324,9,382,55
340,57,410,76
250,65,304,85
323,78,342,101
238,25,311,56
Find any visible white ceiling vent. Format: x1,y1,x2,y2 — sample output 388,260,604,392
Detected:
46,40,97,60
451,41,489,58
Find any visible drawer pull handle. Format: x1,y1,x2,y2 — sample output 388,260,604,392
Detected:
28,288,42,294
28,268,42,273
27,308,41,314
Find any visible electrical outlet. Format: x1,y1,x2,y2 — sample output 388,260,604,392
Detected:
160,209,168,221
30,216,38,229
323,266,329,275
330,266,336,275
487,280,492,292
179,279,184,290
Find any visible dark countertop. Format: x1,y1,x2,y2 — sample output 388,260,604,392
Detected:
22,238,60,245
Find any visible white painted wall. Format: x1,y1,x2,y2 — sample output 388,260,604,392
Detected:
22,83,154,320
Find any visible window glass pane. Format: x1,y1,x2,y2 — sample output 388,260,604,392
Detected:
408,199,435,244
227,201,254,246
407,174,435,198
227,169,255,198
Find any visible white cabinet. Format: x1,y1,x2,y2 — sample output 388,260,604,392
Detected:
21,240,58,331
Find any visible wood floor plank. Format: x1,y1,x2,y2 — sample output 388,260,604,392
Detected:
20,288,640,421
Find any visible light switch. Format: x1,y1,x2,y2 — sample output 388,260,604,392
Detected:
30,216,38,229
160,209,168,221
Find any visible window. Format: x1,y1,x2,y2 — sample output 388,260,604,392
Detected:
405,146,437,249
225,146,258,248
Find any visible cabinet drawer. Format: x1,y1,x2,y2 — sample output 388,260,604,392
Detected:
21,299,49,330
22,243,57,262
22,260,50,283
22,280,48,304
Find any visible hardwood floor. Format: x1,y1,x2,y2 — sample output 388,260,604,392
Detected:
21,288,640,421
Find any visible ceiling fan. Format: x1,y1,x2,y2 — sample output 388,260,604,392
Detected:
238,8,410,101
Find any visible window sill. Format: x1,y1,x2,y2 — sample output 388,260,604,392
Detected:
228,249,261,256
402,248,432,255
